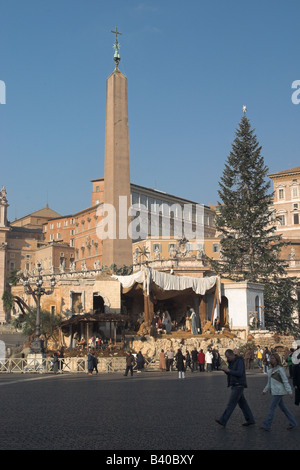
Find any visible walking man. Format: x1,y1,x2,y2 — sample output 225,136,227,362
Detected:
216,349,255,427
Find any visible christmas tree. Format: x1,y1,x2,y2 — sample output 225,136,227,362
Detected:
211,113,299,334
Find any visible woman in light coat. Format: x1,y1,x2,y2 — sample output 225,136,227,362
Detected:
261,353,297,431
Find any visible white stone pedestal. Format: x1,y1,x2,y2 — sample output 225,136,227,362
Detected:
26,353,47,373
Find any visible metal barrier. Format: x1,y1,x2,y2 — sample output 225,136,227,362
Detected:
0,355,160,374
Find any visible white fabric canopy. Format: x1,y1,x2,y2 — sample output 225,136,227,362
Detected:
111,269,146,290
112,267,220,298
150,269,219,296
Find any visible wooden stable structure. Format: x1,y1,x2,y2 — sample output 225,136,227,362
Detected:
113,268,222,331
59,312,128,348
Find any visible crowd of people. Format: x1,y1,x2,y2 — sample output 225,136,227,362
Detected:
78,339,300,432
239,344,298,376
158,347,222,374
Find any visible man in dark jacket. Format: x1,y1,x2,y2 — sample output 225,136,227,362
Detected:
216,349,255,427
124,352,135,377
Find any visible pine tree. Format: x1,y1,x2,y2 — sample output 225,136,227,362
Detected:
212,115,299,334
213,116,284,279
263,276,299,335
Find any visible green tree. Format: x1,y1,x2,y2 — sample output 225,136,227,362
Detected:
211,114,299,334
1,269,22,317
2,291,15,312
12,308,62,350
264,276,299,336
213,115,285,280
7,269,22,286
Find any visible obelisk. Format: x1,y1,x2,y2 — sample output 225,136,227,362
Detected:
102,28,132,269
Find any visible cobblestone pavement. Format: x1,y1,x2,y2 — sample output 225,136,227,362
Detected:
0,369,299,451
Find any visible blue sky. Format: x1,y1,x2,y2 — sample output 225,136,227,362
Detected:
1,0,300,221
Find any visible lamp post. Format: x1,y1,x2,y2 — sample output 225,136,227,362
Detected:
23,263,56,354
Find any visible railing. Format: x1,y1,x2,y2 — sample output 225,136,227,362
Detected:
0,356,161,374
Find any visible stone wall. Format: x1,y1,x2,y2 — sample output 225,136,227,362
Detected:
128,331,296,361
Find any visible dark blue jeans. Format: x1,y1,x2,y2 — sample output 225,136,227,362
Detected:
124,366,133,376
219,386,255,426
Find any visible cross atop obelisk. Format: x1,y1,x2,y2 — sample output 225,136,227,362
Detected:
111,26,122,70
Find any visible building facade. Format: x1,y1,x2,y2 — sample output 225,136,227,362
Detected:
269,166,300,274
0,193,61,322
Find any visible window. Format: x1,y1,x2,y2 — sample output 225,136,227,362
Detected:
162,203,170,216
132,192,139,206
213,243,220,253
294,214,299,225
140,194,147,208
278,189,284,200
57,233,61,239
292,186,298,198
96,186,99,192
184,205,192,221
50,223,54,230
294,203,299,210
197,243,204,251
153,243,162,253
148,197,155,212
277,215,285,226
155,200,162,213
57,222,61,228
